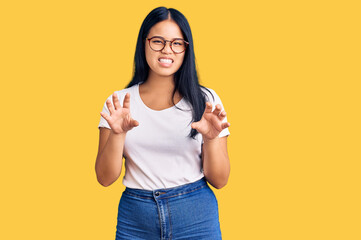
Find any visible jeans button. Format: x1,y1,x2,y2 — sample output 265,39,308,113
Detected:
155,191,160,196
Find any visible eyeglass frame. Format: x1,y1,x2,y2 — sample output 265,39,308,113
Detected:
145,36,189,54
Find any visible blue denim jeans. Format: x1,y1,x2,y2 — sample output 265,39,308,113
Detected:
115,177,222,240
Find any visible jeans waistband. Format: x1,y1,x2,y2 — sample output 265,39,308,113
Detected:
124,177,208,200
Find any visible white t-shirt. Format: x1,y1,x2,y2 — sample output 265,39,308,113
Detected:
98,82,230,190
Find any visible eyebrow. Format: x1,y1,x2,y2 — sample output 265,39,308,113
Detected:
151,35,185,40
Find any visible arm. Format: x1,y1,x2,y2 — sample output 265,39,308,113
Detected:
202,136,230,189
95,128,126,187
192,102,231,189
95,92,139,187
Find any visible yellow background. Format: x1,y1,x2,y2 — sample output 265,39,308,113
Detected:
1,0,360,239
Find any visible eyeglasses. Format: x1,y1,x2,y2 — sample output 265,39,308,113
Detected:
145,36,189,54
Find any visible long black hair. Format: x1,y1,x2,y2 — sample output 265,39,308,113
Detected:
126,6,214,139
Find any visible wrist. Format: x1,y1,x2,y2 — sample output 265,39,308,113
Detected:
202,135,219,144
110,130,127,137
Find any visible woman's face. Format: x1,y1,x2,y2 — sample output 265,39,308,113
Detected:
145,19,186,78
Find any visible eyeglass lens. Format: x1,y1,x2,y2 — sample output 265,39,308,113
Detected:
149,37,186,53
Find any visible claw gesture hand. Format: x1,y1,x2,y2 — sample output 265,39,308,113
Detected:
191,102,230,141
100,92,139,134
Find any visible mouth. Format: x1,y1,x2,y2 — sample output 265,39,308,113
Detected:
158,57,174,63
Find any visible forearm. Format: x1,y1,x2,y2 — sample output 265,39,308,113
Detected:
202,137,230,189
95,132,126,186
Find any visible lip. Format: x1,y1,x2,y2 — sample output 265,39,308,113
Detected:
158,57,174,63
158,57,174,68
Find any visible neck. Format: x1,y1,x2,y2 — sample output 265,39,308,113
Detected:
142,71,176,93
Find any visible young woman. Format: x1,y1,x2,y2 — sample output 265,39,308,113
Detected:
95,6,231,240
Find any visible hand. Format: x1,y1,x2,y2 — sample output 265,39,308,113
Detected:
191,102,230,141
100,92,139,134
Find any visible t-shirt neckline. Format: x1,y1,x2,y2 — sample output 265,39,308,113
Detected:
135,82,184,112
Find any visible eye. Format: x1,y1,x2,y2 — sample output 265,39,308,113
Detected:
173,41,184,46
151,37,165,45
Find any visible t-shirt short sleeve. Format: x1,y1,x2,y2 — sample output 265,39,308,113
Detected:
98,92,125,130
203,88,230,141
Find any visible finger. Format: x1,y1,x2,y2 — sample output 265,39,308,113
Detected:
123,92,130,109
204,102,212,114
191,122,199,130
213,104,222,116
221,122,230,129
132,119,139,127
218,111,226,121
112,92,121,110
100,112,111,122
106,99,115,115
214,121,224,132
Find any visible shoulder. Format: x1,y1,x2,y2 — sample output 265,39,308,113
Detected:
199,86,222,104
104,84,138,104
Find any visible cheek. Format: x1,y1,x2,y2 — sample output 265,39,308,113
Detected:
145,49,155,66
176,55,185,68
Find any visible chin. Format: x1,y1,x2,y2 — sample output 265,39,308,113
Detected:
153,68,178,77
158,72,176,77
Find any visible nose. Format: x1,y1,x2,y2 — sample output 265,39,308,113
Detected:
161,41,173,54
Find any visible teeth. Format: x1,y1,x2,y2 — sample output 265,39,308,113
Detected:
159,58,172,63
